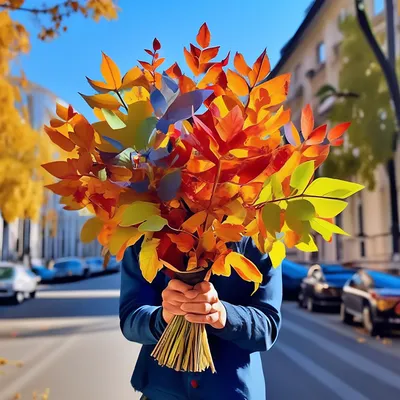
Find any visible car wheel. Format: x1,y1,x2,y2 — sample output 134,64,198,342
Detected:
84,268,91,279
307,297,317,312
340,303,353,325
30,291,36,299
13,291,25,305
363,306,379,336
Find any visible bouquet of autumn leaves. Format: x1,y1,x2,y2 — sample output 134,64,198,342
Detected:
43,23,363,373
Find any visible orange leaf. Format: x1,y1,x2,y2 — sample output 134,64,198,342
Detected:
184,47,199,76
77,151,92,175
201,230,216,251
69,116,95,150
187,252,198,271
56,103,69,120
86,77,111,93
198,65,223,89
139,60,153,72
179,75,196,93
301,104,314,139
212,253,230,276
227,69,249,96
214,221,245,242
216,106,244,142
167,232,195,252
45,179,81,196
234,52,251,76
44,125,75,151
200,46,220,63
42,161,77,179
121,67,150,91
249,49,270,86
302,145,320,158
166,62,183,79
100,52,122,89
306,124,327,145
225,252,262,283
181,211,207,233
79,93,121,110
108,165,132,182
196,23,211,48
328,122,351,142
153,57,165,69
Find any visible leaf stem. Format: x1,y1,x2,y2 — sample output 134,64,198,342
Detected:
115,89,128,112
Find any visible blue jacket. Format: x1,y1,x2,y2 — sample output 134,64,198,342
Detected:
120,237,282,400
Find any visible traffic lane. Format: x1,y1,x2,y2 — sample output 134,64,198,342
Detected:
263,302,400,400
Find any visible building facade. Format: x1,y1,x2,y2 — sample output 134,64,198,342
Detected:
274,0,400,267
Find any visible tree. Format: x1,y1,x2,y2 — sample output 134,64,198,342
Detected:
0,1,118,259
320,15,396,189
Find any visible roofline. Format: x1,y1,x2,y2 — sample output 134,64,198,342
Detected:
269,0,326,79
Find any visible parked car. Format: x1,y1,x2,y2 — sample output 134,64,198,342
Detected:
341,270,400,336
298,264,355,311
282,259,308,297
85,257,104,276
0,262,40,304
31,265,56,282
52,257,86,280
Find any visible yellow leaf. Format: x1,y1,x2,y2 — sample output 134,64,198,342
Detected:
109,227,143,255
167,233,195,252
201,230,216,251
120,201,160,227
290,161,315,192
311,218,349,237
224,199,246,225
138,215,168,232
307,198,348,218
305,178,364,199
212,254,230,277
245,219,259,236
225,252,262,283
121,66,150,91
187,253,198,271
181,211,207,233
80,217,103,243
139,239,162,282
269,241,286,267
101,52,122,89
295,235,318,252
227,69,249,96
80,93,121,110
262,203,281,236
255,184,272,205
214,221,245,242
310,219,332,241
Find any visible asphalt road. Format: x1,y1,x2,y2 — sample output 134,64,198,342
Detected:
0,273,399,400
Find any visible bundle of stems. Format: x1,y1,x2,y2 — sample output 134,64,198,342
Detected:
151,315,215,373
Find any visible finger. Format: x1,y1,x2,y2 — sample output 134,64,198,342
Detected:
185,312,219,325
193,281,213,293
168,279,193,293
162,301,187,316
184,290,218,304
183,289,201,300
162,290,187,304
180,302,217,315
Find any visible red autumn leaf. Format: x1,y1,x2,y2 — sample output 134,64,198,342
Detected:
328,122,351,142
234,52,252,76
216,106,244,142
199,46,220,64
306,124,327,145
145,49,154,56
153,38,161,51
196,23,211,48
42,160,78,179
153,57,165,69
190,43,201,59
179,75,196,93
165,62,182,79
249,49,271,86
301,104,314,139
139,60,153,72
184,47,199,76
238,154,273,184
44,125,75,152
45,180,81,196
330,138,344,147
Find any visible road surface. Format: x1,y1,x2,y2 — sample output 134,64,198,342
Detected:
0,273,399,400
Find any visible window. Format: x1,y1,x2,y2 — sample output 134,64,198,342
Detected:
350,274,364,290
316,42,326,65
373,0,384,15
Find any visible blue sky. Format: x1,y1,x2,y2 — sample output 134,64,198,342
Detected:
13,0,312,115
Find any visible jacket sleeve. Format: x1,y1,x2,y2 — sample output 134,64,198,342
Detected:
119,244,167,345
208,237,282,353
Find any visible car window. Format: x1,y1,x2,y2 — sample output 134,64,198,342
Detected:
55,260,81,268
350,274,365,290
0,267,14,280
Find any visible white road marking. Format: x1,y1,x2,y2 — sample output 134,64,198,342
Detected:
284,319,400,391
0,334,79,400
277,342,370,400
37,289,120,299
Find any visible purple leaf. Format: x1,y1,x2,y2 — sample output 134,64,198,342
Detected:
150,89,168,118
157,169,181,201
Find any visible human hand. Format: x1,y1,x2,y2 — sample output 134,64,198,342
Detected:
181,281,227,329
161,279,197,324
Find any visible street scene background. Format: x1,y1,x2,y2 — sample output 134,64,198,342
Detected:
1,0,400,399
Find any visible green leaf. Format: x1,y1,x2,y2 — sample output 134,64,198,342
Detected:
311,217,349,242
305,177,364,199
307,198,348,218
261,203,281,236
98,168,107,181
286,199,316,221
255,184,272,205
135,116,158,151
120,201,160,227
101,108,126,129
271,175,284,199
138,215,168,232
290,161,315,193
296,234,318,252
114,148,134,168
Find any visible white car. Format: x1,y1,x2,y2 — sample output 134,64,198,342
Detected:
0,262,40,304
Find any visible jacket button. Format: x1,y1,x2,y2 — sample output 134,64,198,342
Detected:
190,379,199,389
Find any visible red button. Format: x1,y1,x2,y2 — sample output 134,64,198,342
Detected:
190,379,199,389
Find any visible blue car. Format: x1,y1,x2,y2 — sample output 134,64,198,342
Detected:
282,259,308,297
85,257,104,276
31,265,56,282
52,257,85,280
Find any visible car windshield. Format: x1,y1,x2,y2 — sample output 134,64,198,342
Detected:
0,267,14,280
54,261,80,268
368,271,400,289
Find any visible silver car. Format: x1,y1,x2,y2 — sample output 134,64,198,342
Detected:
0,262,40,304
